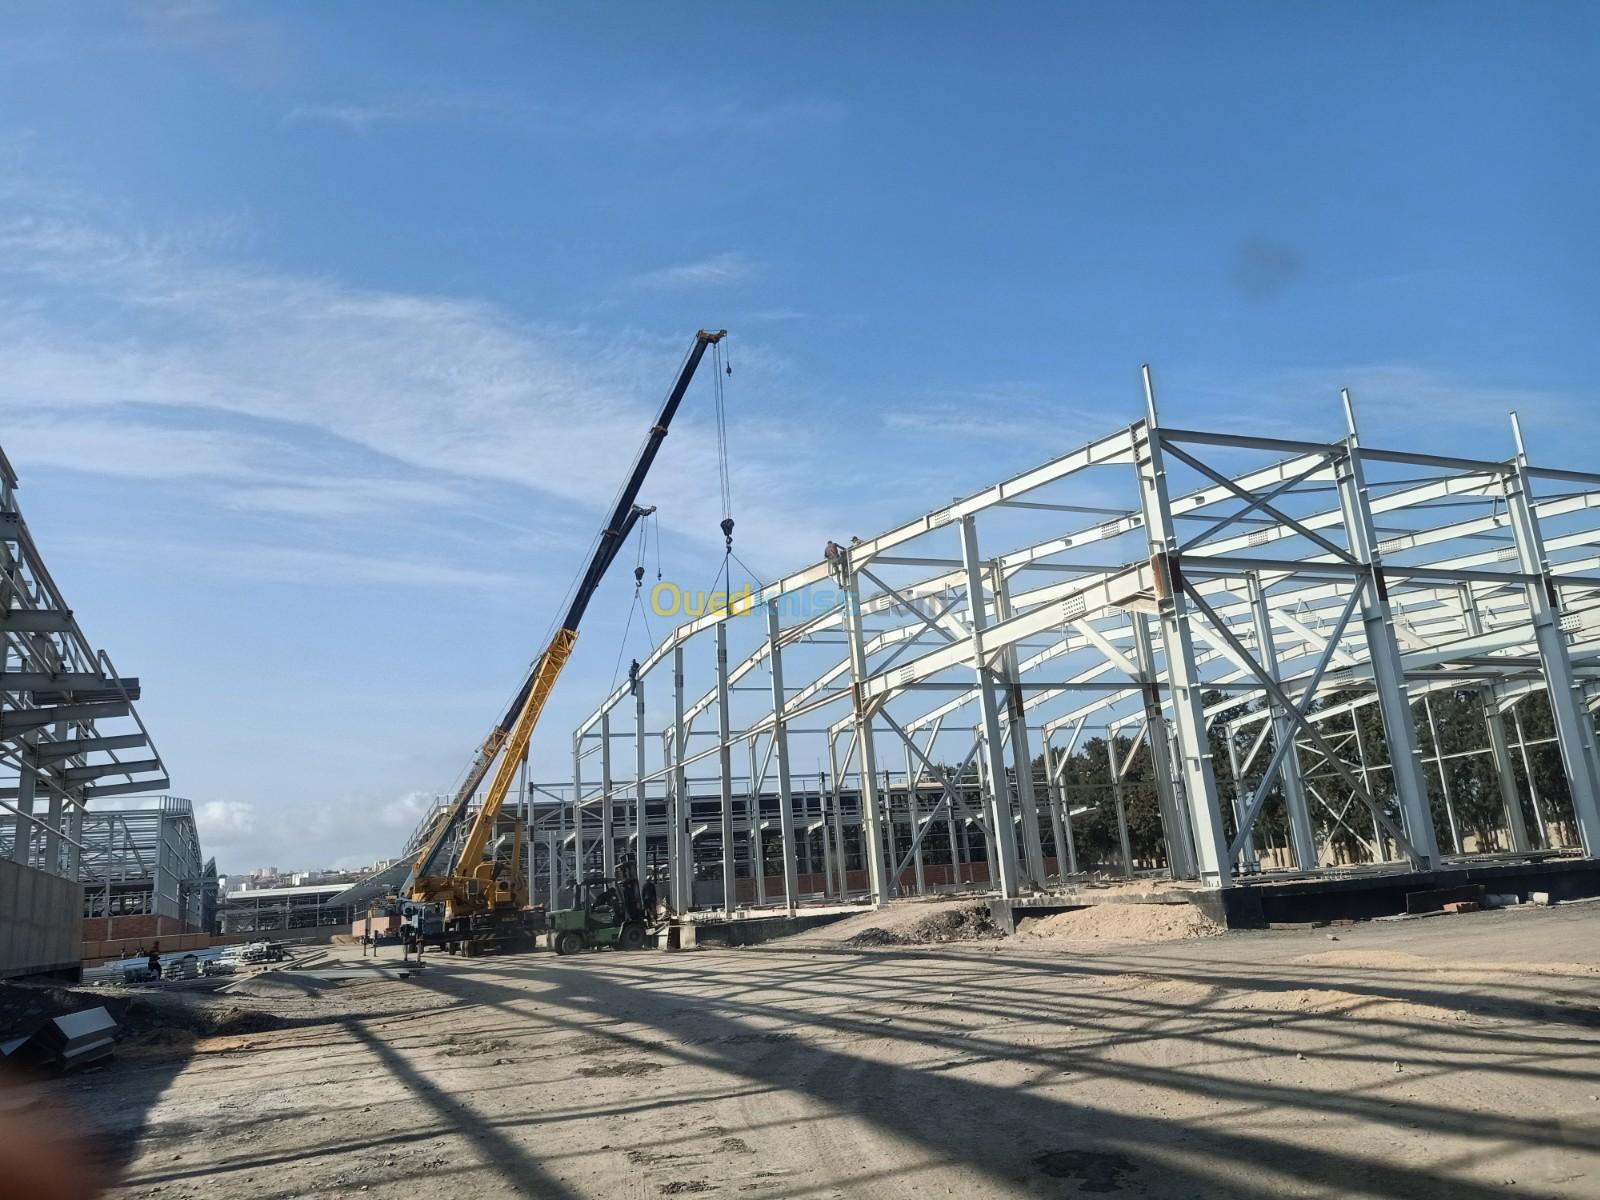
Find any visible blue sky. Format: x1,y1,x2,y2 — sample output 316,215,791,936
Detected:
1,1,1593,871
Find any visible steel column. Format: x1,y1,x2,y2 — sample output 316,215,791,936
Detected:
43,787,62,876
9,747,34,865
1459,583,1530,852
991,565,1047,886
1502,423,1600,855
671,645,690,913
715,621,736,915
958,515,1022,897
1105,733,1135,876
1421,696,1461,854
747,738,765,907
842,566,890,904
765,600,800,915
903,743,927,894
1332,418,1439,868
600,711,615,879
1245,575,1318,870
634,676,648,889
1041,735,1077,876
570,734,583,882
1511,704,1551,846
1136,372,1232,886
1132,611,1197,878
1225,733,1258,871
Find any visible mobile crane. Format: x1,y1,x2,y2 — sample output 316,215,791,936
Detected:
396,329,727,954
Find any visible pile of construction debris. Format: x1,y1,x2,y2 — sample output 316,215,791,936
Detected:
846,905,1004,946
0,984,118,1071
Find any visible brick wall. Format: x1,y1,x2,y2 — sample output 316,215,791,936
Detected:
81,914,190,943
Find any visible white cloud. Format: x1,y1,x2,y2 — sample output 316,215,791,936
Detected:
2,414,267,482
631,252,759,290
0,411,475,522
198,798,256,836
1193,364,1578,447
58,531,517,592
881,390,1107,442
0,203,731,530
280,92,844,140
0,169,839,575
376,789,439,832
285,94,502,133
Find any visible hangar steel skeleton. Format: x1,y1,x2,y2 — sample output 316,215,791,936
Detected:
559,370,1600,913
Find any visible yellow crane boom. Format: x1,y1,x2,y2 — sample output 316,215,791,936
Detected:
402,329,727,921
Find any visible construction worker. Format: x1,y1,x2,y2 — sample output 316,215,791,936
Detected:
147,943,161,981
824,540,847,585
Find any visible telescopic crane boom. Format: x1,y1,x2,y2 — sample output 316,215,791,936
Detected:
403,329,727,917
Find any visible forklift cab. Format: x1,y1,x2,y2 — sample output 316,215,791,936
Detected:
550,871,647,955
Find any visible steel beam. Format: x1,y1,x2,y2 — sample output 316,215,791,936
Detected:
958,515,1022,897
842,565,889,904
992,564,1047,886
1137,370,1232,886
1132,611,1196,878
765,601,800,915
1333,406,1439,868
1245,574,1318,869
715,621,737,915
1502,417,1600,855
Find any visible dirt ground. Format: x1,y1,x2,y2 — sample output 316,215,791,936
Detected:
16,903,1600,1199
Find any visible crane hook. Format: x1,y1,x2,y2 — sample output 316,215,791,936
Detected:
720,516,735,552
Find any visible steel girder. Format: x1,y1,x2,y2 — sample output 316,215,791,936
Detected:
558,391,1600,910
1,445,170,878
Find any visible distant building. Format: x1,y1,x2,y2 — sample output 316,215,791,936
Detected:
215,858,399,932
80,796,212,940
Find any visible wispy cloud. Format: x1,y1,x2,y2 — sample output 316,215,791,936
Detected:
631,251,759,290
881,387,1106,442
60,530,518,592
282,92,844,140
0,164,834,576
285,93,504,133
1192,364,1578,449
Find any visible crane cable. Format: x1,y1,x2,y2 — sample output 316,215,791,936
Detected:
713,336,734,552
613,516,657,694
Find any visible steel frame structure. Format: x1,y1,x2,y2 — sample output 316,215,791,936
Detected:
0,444,169,887
557,379,1600,912
218,883,356,934
79,796,213,932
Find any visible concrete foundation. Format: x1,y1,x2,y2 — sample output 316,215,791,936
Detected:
983,856,1600,933
1207,856,1600,929
0,857,83,980
677,909,855,947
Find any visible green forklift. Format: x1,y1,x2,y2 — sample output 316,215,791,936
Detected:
548,867,651,955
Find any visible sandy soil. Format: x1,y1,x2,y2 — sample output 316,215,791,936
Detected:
785,896,1224,950
1016,902,1224,946
20,905,1600,1199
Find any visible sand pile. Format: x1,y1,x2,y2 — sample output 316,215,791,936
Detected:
777,897,1222,950
1219,987,1472,1023
1016,902,1222,947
